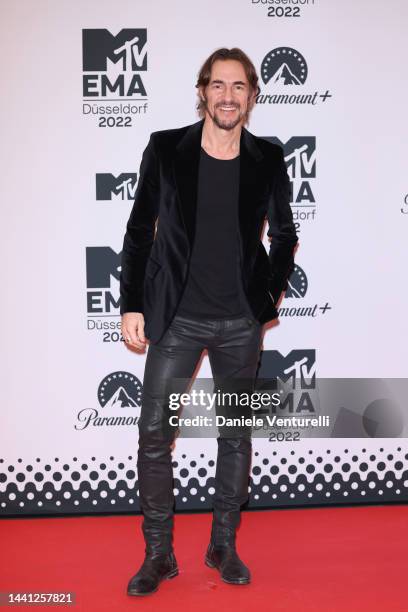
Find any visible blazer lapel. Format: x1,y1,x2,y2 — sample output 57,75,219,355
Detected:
173,119,204,253
173,119,265,255
238,128,264,256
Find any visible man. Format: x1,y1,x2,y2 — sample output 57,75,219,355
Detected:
120,47,298,595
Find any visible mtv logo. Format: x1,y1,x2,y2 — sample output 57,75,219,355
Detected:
96,173,138,201
258,349,316,389
82,29,147,72
262,136,316,180
86,247,121,289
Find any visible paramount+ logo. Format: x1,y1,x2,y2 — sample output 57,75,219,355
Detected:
281,264,332,319
257,46,332,106
74,371,142,431
82,29,148,126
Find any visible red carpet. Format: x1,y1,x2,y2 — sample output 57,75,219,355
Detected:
1,505,407,611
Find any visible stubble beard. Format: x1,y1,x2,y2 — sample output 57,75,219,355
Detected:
206,101,247,131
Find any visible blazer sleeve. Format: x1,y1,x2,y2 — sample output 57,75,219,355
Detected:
119,134,159,314
267,146,298,304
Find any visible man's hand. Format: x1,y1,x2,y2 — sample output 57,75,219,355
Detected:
121,312,147,350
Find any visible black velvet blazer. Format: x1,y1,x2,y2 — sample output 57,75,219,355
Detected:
120,118,298,344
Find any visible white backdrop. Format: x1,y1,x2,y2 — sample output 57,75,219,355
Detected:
1,0,407,515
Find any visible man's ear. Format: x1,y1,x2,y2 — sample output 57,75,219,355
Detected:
248,89,257,111
198,86,206,102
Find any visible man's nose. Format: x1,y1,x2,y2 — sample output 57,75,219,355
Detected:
224,85,235,99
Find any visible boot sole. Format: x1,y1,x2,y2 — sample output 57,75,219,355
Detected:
127,568,179,596
204,558,250,585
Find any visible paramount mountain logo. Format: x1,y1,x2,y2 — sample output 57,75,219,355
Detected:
75,371,142,431
286,264,308,299
103,386,137,408
269,63,302,85
97,371,142,408
261,47,308,86
96,173,138,201
257,46,332,106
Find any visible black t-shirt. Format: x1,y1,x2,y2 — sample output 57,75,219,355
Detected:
176,147,251,319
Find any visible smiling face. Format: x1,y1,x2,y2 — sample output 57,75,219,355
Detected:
200,59,255,130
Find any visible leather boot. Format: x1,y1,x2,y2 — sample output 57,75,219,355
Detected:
127,551,178,596
128,431,177,595
137,428,175,554
205,437,252,584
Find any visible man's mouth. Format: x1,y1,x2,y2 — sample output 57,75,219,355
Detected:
218,105,237,112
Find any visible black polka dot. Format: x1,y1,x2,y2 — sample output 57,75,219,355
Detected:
0,446,404,514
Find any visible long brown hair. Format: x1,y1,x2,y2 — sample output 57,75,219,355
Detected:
195,47,259,122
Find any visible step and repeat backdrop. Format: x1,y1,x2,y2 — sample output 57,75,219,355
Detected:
1,0,407,516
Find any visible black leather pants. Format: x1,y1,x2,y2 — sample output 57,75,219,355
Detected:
137,314,263,554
